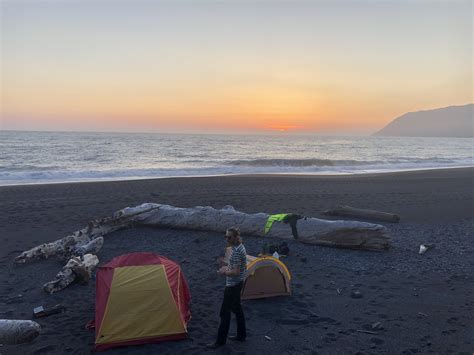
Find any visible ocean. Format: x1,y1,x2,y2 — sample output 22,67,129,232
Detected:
0,130,472,186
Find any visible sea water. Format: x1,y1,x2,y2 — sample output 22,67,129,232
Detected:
0,130,472,186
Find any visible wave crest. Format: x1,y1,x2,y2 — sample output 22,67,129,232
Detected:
225,158,381,167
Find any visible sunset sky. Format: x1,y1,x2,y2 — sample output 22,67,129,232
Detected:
1,0,472,134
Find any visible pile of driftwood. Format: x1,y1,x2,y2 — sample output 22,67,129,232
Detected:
4,203,397,345
13,203,394,294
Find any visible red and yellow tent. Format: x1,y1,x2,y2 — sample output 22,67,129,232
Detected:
94,253,191,351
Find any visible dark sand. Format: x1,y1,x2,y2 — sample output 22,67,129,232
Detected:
1,168,473,354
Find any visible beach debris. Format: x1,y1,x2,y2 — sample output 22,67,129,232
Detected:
350,290,363,299
322,205,400,223
33,304,65,318
261,241,290,256
14,203,390,291
417,312,428,317
419,244,434,254
15,203,389,267
272,251,280,259
265,335,272,341
0,319,41,345
73,237,104,257
14,232,104,264
371,322,382,330
43,254,99,294
336,288,342,295
356,329,378,335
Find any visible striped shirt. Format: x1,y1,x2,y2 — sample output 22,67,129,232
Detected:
226,244,247,287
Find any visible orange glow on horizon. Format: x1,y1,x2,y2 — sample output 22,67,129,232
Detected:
267,124,303,132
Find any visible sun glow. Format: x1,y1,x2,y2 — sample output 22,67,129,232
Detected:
267,124,302,132
1,1,471,133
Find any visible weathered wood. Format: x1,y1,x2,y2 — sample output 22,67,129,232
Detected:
43,254,99,294
322,205,400,223
15,204,390,267
0,319,41,344
14,205,151,264
123,203,390,251
13,203,391,293
72,237,104,256
14,228,106,264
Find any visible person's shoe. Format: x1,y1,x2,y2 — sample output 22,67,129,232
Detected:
206,342,225,349
228,335,246,342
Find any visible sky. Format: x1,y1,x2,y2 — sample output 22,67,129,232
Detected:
1,0,472,134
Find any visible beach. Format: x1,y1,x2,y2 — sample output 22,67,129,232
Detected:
1,167,473,354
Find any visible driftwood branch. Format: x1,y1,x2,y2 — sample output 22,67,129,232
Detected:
43,254,99,294
14,227,106,264
322,205,400,223
14,202,391,292
0,319,41,344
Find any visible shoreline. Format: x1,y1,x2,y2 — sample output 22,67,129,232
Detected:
1,165,472,188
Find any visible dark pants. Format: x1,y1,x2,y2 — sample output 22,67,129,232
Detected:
216,282,246,344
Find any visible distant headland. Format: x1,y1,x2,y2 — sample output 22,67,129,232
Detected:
374,104,473,138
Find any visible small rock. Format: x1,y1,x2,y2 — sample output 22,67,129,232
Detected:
265,335,272,341
351,290,363,299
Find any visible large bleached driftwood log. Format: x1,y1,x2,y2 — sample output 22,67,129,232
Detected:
126,203,390,250
0,319,41,345
43,254,99,294
15,203,390,267
322,205,400,223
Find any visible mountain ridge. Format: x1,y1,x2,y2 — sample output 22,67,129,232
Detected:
374,104,473,138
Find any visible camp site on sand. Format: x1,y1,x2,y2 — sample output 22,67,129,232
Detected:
0,170,473,353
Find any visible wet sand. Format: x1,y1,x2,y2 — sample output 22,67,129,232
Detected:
1,168,473,354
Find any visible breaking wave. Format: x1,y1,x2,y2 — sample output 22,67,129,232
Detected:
226,158,382,167
0,131,472,185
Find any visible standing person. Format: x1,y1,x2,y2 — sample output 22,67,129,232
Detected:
207,227,247,349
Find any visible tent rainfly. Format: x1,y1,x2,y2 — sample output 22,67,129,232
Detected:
242,256,291,300
224,248,291,300
94,253,190,351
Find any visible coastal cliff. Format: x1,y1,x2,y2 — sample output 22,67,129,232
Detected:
375,104,473,137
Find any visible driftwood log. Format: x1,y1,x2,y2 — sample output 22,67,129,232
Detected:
14,232,104,265
322,205,400,223
15,203,390,267
14,203,391,292
43,254,99,294
120,203,390,251
0,319,41,345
